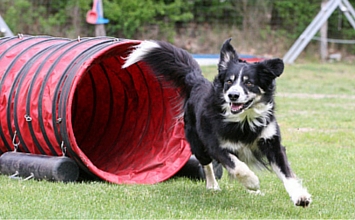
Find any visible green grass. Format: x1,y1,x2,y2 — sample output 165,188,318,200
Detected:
1,63,355,219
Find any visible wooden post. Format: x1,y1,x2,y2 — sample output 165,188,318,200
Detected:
95,0,106,37
320,0,329,62
95,24,106,37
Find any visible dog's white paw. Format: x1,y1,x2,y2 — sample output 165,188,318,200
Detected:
236,172,260,191
282,177,312,208
247,189,264,196
292,192,312,207
226,155,260,191
206,183,221,191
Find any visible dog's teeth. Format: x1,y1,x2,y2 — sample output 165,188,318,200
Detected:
231,103,243,111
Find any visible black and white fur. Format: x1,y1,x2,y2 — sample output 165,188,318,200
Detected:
123,39,311,207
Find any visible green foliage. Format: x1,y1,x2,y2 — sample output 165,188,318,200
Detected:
190,0,241,24
327,9,355,53
3,0,43,34
104,0,193,39
1,0,91,37
271,0,355,53
104,0,157,38
271,0,323,40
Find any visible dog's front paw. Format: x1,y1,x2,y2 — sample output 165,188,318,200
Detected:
283,178,312,208
294,194,312,207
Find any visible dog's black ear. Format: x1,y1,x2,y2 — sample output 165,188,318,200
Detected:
258,58,284,79
261,58,284,77
218,38,239,71
257,58,284,87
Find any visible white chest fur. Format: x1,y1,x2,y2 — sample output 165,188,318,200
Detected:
219,120,277,169
220,140,262,169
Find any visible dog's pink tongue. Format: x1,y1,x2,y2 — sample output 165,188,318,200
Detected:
231,103,243,111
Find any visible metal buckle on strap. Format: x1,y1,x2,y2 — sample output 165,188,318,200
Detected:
12,131,20,152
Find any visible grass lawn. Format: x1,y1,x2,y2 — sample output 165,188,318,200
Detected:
1,62,355,219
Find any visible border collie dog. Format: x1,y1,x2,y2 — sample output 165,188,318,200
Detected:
123,39,311,207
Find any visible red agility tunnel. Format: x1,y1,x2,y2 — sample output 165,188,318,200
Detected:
0,35,191,184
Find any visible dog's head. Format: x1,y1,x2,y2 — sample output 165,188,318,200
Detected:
215,38,284,123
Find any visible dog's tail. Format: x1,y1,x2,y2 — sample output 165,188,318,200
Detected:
122,40,203,98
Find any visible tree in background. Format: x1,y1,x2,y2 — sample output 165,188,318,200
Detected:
1,0,91,37
104,0,193,40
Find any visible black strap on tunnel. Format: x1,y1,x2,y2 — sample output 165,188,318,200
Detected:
0,36,10,41
0,36,52,151
26,40,75,156
14,41,67,155
50,37,118,171
45,37,112,150
0,36,24,153
34,39,87,156
8,38,63,153
56,38,123,172
0,36,14,47
59,40,120,171
0,35,31,47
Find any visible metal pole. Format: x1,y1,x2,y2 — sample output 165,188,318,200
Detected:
283,0,340,64
320,0,329,62
0,14,14,37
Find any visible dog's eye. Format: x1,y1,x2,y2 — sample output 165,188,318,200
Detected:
226,80,233,85
245,81,254,87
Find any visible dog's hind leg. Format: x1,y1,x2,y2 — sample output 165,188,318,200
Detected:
259,137,312,207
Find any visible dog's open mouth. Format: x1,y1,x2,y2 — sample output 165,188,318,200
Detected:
230,99,254,114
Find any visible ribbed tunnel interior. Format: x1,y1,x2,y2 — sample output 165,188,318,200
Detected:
70,47,191,183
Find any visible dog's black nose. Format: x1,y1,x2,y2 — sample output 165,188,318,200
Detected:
228,92,240,101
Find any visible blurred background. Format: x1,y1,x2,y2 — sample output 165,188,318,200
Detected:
1,0,355,61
